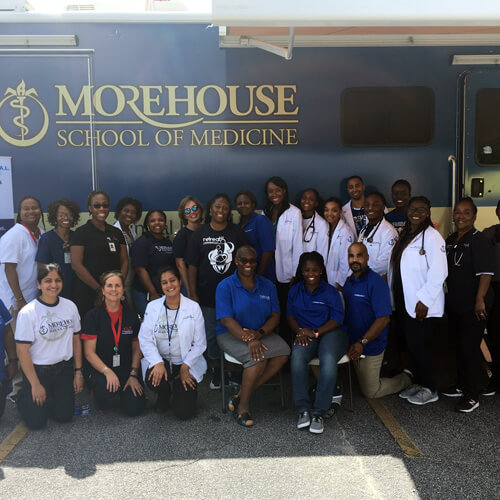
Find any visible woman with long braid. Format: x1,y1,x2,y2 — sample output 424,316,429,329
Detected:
388,196,447,406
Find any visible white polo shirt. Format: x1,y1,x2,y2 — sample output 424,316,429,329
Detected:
15,297,81,365
0,223,44,310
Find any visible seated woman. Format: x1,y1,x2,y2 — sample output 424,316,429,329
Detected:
82,271,144,416
15,264,83,430
139,266,207,420
216,245,290,427
288,252,348,434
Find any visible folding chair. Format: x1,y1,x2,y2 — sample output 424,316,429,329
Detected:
308,354,354,412
220,350,286,413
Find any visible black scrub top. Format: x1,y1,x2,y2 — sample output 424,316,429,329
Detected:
82,305,140,381
71,221,126,317
445,228,495,314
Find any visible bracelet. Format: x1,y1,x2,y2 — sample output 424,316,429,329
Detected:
129,373,138,379
258,328,266,337
8,357,18,363
102,366,109,374
16,296,24,301
74,367,82,372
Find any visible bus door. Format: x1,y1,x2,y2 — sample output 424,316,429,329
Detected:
462,69,500,226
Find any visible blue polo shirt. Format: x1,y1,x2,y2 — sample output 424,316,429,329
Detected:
342,267,392,356
286,280,344,329
35,229,74,299
241,212,276,282
0,299,13,380
215,271,280,335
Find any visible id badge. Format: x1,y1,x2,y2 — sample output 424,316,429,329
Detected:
64,252,71,264
108,242,117,252
112,354,120,367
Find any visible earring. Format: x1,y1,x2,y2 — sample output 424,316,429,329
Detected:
121,295,125,301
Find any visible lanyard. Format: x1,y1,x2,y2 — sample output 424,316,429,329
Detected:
164,303,180,346
106,304,123,353
21,223,39,247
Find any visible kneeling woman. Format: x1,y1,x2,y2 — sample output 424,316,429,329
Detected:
83,271,144,416
216,246,290,427
139,266,207,420
288,252,348,434
15,264,83,430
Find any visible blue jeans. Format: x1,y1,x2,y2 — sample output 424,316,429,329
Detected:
132,288,148,318
291,329,348,416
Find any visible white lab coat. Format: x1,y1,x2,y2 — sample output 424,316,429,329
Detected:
342,200,367,236
388,226,448,318
358,218,398,276
326,219,356,288
138,294,207,382
302,211,329,262
275,204,303,283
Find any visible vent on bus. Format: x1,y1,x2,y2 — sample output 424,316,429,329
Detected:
66,4,95,10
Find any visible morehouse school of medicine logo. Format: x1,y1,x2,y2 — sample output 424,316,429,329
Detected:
0,80,49,147
39,311,72,342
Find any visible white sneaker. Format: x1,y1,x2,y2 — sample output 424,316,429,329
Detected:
297,411,311,429
309,416,324,434
399,384,422,400
407,387,439,406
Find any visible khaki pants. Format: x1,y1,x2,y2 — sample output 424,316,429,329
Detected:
7,307,22,397
352,350,411,399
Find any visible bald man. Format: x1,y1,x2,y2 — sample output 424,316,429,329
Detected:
342,242,411,398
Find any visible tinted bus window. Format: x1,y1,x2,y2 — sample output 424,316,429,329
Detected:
341,87,434,147
476,88,500,166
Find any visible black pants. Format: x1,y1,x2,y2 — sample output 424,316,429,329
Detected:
486,282,500,387
145,362,197,420
90,368,144,416
17,359,74,430
0,378,9,419
403,312,436,390
276,281,292,346
448,310,486,400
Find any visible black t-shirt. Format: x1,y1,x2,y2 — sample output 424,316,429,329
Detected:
131,234,175,293
82,305,140,381
173,227,194,261
185,223,248,307
446,228,495,313
71,221,125,317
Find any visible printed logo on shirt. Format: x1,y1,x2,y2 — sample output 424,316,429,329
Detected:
154,245,173,252
153,322,178,339
38,311,73,341
122,327,133,335
182,315,194,320
259,295,270,301
388,239,396,246
353,294,366,298
441,245,446,253
205,237,235,274
312,301,325,305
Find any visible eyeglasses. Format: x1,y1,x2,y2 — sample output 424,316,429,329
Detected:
93,203,110,209
238,257,257,265
184,205,198,215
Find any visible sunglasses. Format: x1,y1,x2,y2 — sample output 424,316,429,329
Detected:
184,205,199,215
238,257,257,265
92,203,110,209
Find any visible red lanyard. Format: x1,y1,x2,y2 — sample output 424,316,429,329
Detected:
21,223,39,247
106,305,123,353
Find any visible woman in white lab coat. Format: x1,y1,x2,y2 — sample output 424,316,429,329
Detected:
357,192,398,278
388,196,447,407
323,197,355,290
139,266,207,419
300,188,329,262
264,176,303,344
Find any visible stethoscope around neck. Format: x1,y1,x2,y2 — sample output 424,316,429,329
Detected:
303,212,316,243
358,219,382,244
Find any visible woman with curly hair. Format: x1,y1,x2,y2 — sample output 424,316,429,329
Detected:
36,199,80,299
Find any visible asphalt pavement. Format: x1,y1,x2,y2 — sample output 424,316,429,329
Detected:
0,369,499,500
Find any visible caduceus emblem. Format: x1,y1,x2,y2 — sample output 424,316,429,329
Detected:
0,80,49,147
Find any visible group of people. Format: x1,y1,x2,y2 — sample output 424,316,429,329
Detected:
0,175,498,434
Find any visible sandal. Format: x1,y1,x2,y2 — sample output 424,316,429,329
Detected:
234,411,254,427
228,394,240,413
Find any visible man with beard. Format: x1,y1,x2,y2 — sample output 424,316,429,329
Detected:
342,175,367,236
343,242,411,398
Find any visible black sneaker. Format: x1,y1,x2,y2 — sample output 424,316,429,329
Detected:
480,380,496,397
210,369,235,390
441,387,463,398
455,397,479,413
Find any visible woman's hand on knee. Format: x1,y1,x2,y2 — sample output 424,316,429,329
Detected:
248,340,268,361
178,364,197,391
31,383,47,406
148,362,167,387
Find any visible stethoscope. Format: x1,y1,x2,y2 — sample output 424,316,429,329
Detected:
303,212,316,243
358,220,382,244
419,230,426,255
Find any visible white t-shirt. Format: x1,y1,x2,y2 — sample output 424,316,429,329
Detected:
0,223,44,310
15,297,81,365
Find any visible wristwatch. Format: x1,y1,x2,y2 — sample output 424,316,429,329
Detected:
359,337,368,346
258,328,266,337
